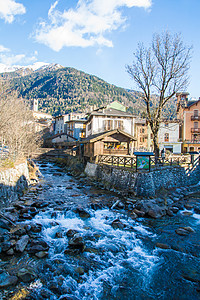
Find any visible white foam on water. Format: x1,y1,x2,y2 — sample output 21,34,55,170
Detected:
32,206,158,299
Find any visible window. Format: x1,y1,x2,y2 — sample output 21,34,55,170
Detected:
114,120,123,130
194,122,198,129
194,110,199,117
104,120,113,130
164,133,169,142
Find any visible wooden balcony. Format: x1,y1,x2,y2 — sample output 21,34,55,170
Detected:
191,128,200,133
103,149,129,155
191,116,200,121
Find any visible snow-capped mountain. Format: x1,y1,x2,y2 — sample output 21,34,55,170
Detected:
0,62,63,74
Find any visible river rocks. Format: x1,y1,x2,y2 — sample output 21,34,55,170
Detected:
35,251,48,258
10,224,26,236
182,267,200,283
30,223,42,233
133,209,145,217
136,200,166,219
0,219,10,230
170,206,179,213
17,267,37,282
182,211,193,216
146,204,166,218
135,200,166,219
0,271,18,288
175,227,195,236
75,266,84,275
111,219,126,229
56,230,65,238
73,208,91,219
166,209,174,217
68,234,85,251
27,239,49,254
66,229,78,238
1,241,11,252
130,212,137,219
156,243,171,249
15,235,29,252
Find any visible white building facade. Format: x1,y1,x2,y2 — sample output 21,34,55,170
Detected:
85,107,136,138
158,121,181,153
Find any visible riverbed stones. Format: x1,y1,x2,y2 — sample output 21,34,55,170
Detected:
156,243,171,249
66,229,78,238
136,200,166,219
15,235,29,252
0,219,10,230
0,271,18,288
75,266,84,275
182,211,193,216
27,239,49,254
35,251,48,258
133,209,145,217
73,208,91,219
111,219,126,229
175,227,194,236
17,267,37,283
68,234,85,251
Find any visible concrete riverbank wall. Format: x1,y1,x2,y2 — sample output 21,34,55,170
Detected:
0,161,30,206
85,162,200,197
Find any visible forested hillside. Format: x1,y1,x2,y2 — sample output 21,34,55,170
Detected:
0,64,176,117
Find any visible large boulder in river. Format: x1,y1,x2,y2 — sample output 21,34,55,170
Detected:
27,239,49,254
136,200,166,218
68,234,85,251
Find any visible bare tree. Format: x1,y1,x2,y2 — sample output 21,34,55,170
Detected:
126,32,192,159
0,90,40,163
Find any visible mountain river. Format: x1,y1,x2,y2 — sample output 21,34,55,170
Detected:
1,161,200,300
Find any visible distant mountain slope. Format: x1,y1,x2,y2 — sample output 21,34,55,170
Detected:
0,64,144,116
0,63,176,117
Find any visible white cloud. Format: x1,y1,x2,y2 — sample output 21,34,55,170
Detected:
0,53,26,65
0,0,26,23
0,51,38,66
0,45,10,52
34,0,152,50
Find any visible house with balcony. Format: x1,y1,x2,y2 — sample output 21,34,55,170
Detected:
176,92,200,152
81,101,137,160
85,102,136,137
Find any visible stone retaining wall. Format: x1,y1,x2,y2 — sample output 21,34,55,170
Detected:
85,162,200,197
0,161,30,206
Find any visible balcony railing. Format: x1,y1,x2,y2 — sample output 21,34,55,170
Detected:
191,115,200,121
191,128,200,133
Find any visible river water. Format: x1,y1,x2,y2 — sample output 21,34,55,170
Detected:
3,161,200,299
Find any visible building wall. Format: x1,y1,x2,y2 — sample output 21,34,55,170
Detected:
54,115,69,134
158,122,181,153
183,101,200,152
134,122,148,151
86,115,135,137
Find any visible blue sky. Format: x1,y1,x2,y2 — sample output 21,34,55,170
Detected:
0,0,199,98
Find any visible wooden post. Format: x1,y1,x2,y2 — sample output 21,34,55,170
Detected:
117,156,119,166
112,156,114,166
95,155,99,164
124,157,126,167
